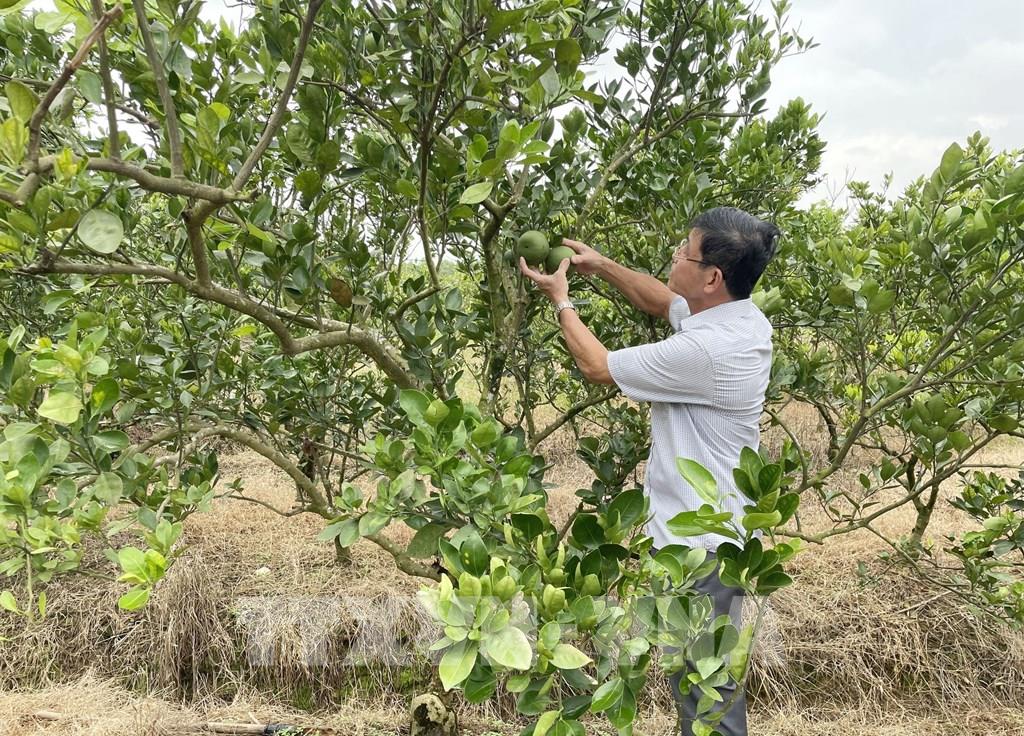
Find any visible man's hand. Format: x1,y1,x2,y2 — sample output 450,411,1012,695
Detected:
519,256,570,303
561,238,607,276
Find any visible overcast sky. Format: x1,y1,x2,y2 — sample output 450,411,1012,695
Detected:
766,0,1024,206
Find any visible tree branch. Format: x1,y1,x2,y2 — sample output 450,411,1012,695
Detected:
389,285,443,322
25,6,123,164
89,0,120,159
365,532,441,581
531,388,620,449
232,0,326,193
192,422,330,512
20,258,419,388
130,0,183,177
15,156,250,208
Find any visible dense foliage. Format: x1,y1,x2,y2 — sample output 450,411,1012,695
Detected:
1,0,1022,733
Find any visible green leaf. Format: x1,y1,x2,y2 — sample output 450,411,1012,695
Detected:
938,142,964,184
741,510,782,532
590,677,624,712
0,117,28,166
755,464,783,495
867,289,896,314
93,471,123,503
733,468,755,499
393,178,418,199
208,102,230,121
755,570,793,595
399,388,431,424
407,522,449,558
77,70,103,105
5,80,38,123
470,420,499,447
540,621,561,651
38,390,83,424
1004,164,1024,195
118,586,150,610
358,511,390,536
484,625,532,670
535,710,562,736
667,508,737,539
319,518,360,547
539,64,560,98
605,686,636,729
439,638,478,690
607,488,645,527
0,0,33,17
93,430,129,453
459,533,489,576
464,665,498,703
676,458,718,505
117,547,147,580
694,656,722,680
499,119,521,144
78,210,124,254
459,181,493,205
506,673,530,693
775,493,800,524
90,377,120,414
571,515,605,548
739,447,763,485
989,415,1018,433
550,643,592,670
555,38,581,70
0,590,19,614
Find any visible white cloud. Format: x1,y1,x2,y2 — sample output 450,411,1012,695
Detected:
968,114,1010,131
768,0,1024,208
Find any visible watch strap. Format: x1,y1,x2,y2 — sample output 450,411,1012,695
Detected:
554,300,576,317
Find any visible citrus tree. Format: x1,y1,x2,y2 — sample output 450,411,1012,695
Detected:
3,0,1023,732
762,134,1024,624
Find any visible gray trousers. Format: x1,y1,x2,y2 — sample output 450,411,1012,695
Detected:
661,551,748,736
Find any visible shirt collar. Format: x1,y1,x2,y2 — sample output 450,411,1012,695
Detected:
680,298,754,329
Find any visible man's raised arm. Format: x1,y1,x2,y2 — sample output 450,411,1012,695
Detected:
563,239,678,320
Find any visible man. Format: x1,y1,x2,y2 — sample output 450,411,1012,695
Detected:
518,206,780,736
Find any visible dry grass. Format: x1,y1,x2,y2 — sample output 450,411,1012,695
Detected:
4,675,1024,736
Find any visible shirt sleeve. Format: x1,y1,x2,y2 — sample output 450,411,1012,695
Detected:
668,295,691,332
607,332,716,404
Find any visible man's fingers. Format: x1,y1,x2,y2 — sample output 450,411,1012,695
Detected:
561,238,587,252
519,256,540,281
557,258,570,275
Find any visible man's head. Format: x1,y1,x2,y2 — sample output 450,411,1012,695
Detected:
668,207,780,307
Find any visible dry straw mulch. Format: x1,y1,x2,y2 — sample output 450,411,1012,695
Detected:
4,675,1024,736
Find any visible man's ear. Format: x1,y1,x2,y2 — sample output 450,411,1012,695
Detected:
703,266,723,293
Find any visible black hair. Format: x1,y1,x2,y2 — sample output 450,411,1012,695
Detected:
689,207,780,299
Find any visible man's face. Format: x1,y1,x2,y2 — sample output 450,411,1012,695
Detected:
668,230,712,297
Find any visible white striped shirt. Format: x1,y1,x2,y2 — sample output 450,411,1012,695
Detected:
607,296,772,551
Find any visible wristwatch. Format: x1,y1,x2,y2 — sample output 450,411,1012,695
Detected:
554,300,576,318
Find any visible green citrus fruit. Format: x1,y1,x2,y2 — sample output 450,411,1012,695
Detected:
424,400,450,426
517,230,549,265
545,245,575,274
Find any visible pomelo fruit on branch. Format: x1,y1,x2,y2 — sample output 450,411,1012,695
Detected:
516,230,549,265
545,245,575,274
